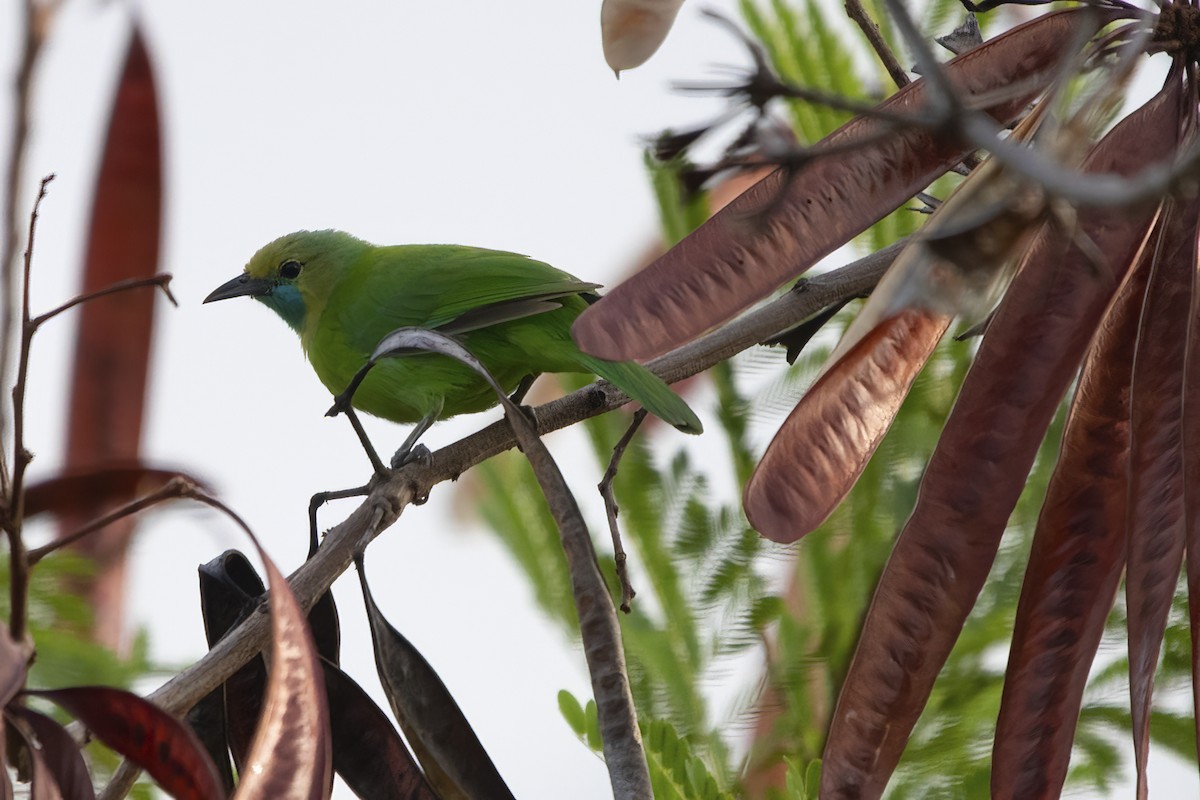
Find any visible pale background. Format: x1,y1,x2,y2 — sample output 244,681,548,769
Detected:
1,1,1193,798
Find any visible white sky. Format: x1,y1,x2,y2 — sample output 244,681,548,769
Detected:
2,1,1195,798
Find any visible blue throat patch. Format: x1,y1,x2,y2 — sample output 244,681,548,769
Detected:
258,284,306,333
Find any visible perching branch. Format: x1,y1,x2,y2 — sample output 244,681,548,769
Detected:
99,240,899,798
165,239,895,703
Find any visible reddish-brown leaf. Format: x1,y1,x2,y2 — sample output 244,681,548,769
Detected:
29,686,223,800
0,621,27,707
232,548,332,800
184,689,235,795
196,551,425,796
196,550,267,773
5,710,64,800
1125,197,1198,799
991,218,1153,800
0,623,25,800
744,309,948,541
322,660,437,800
1185,189,1200,771
8,705,95,800
571,8,1119,361
358,558,515,800
24,464,200,520
819,82,1182,800
58,23,162,648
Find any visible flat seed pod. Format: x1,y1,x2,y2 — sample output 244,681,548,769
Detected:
819,80,1182,800
991,208,1155,800
1124,196,1198,798
745,108,1051,542
572,8,1121,361
601,0,685,74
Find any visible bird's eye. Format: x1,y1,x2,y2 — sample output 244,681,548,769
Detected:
279,260,302,280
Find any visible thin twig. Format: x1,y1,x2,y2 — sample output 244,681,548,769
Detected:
877,0,1186,208
26,478,190,565
674,76,922,126
6,180,175,642
599,409,647,613
7,174,53,642
0,0,45,499
844,0,911,89
685,9,919,125
180,486,256,537
31,275,176,329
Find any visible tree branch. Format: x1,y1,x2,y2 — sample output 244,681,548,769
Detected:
845,0,911,90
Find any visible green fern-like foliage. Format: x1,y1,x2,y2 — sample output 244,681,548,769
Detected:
1,552,162,798
0,553,159,690
739,0,975,252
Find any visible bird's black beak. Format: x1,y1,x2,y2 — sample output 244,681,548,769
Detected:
204,274,274,303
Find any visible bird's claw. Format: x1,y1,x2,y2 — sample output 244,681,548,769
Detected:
517,404,538,428
326,391,354,418
390,443,432,470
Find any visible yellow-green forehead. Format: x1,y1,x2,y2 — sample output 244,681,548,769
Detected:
244,230,364,277
244,237,290,278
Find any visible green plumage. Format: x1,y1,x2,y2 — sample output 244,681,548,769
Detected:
207,230,702,435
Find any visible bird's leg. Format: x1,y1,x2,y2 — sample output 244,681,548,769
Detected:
324,362,388,475
390,400,443,469
308,484,371,557
343,406,387,476
507,374,542,433
509,374,537,405
598,408,648,613
326,361,374,418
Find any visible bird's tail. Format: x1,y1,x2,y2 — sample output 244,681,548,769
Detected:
577,354,703,435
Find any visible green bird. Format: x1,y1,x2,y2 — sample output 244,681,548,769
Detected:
204,230,701,465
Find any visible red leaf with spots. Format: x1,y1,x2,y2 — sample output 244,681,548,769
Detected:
7,705,95,800
29,687,223,800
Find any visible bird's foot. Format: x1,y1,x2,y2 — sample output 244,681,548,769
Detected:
517,403,538,428
308,484,370,558
390,443,432,470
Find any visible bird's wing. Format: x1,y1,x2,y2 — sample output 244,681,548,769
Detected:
406,247,598,328
327,245,599,356
437,294,583,335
